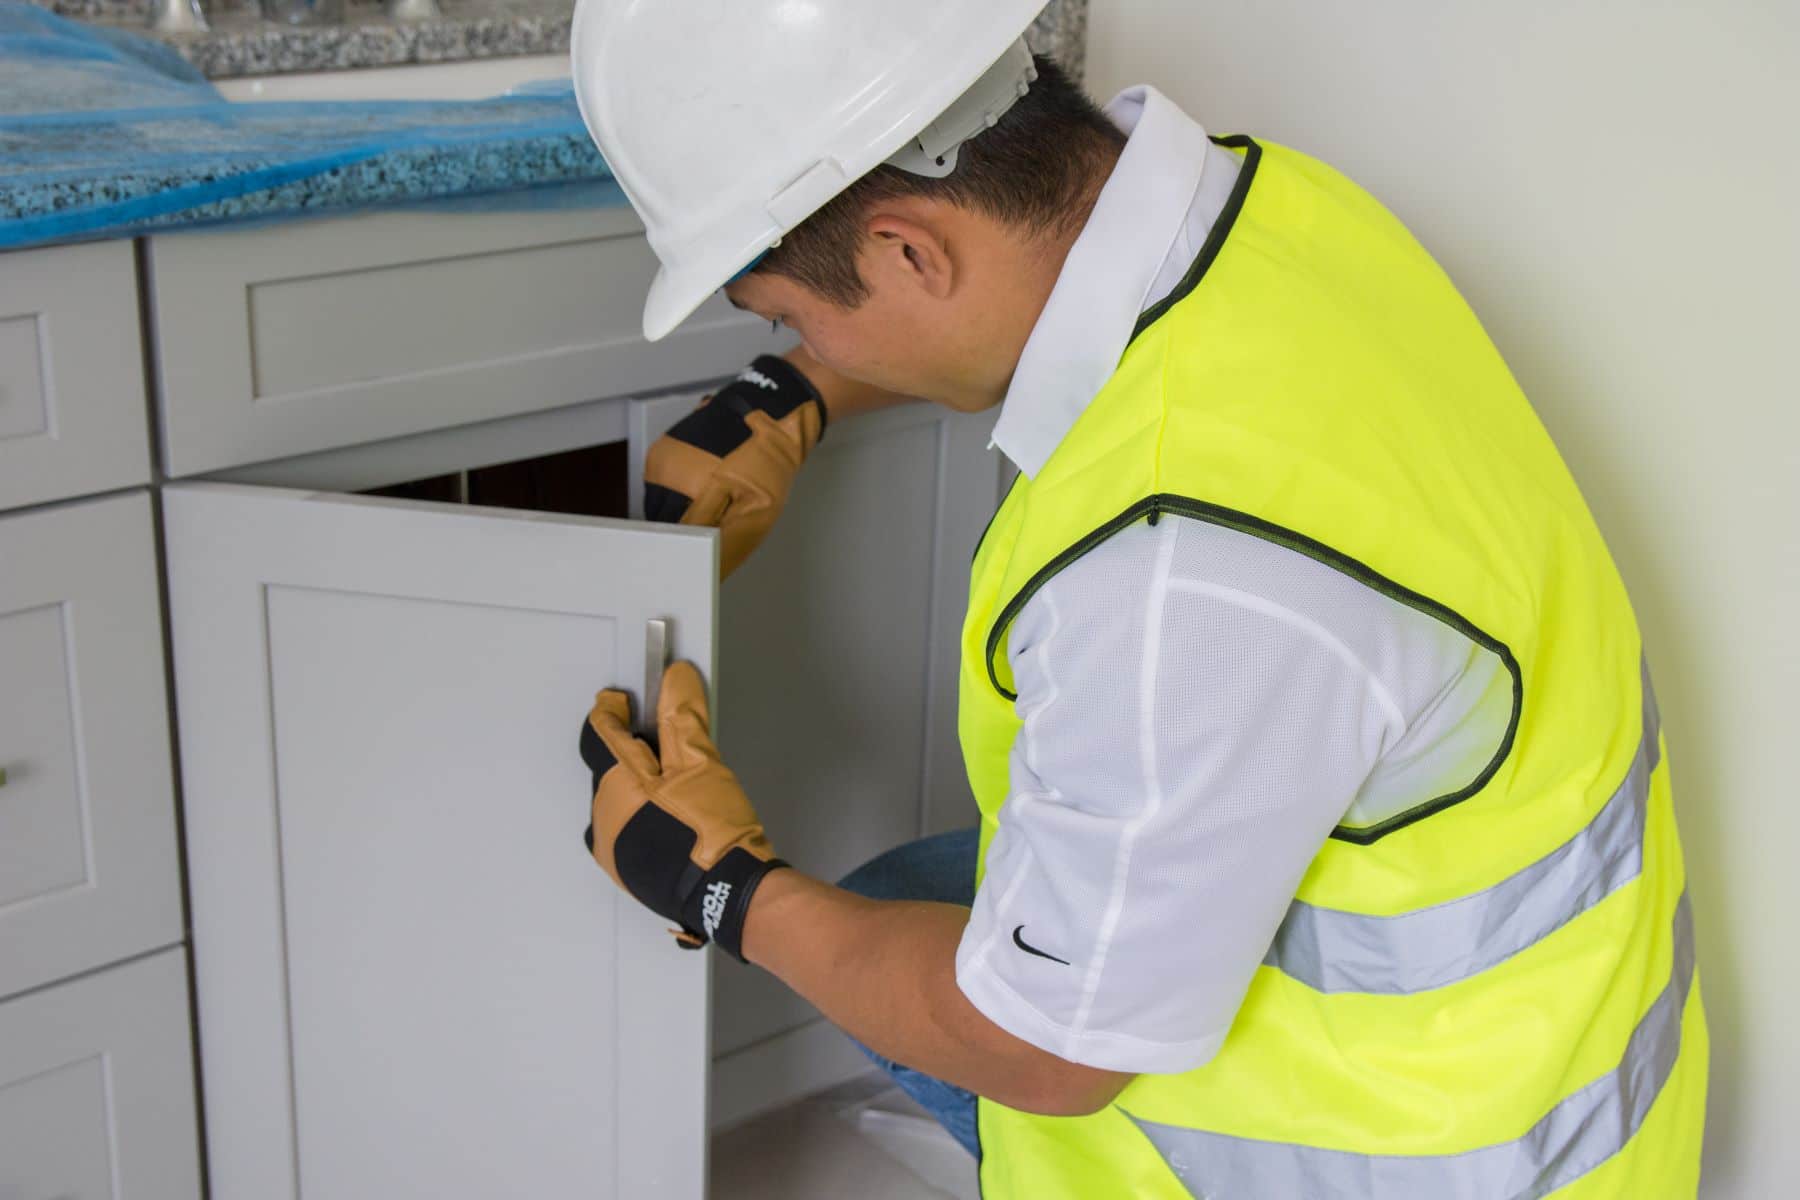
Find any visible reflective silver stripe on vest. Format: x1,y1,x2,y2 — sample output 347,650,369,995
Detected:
1266,661,1662,995
1132,890,1696,1200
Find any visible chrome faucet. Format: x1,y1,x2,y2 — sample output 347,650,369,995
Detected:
386,0,443,20
259,0,346,24
149,0,208,34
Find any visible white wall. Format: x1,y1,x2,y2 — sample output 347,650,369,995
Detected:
1087,2,1798,1195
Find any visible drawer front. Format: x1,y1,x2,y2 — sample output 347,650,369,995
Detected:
0,492,183,1000
147,206,782,477
0,241,153,513
0,948,202,1200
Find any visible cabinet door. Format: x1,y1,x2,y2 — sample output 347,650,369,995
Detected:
630,396,1002,1125
163,482,717,1200
0,947,202,1200
0,492,184,1000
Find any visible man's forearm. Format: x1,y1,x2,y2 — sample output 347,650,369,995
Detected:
741,868,1131,1116
782,346,918,422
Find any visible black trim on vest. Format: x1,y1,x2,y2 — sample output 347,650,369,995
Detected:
1128,135,1264,347
983,496,1524,846
971,140,1259,570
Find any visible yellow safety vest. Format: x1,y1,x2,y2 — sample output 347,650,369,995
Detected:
958,138,1706,1198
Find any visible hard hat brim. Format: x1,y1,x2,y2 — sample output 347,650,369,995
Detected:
643,261,720,344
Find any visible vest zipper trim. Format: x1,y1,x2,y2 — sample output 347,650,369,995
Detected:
983,494,1524,845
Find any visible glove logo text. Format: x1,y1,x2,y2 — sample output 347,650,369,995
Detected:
702,880,733,939
737,368,781,392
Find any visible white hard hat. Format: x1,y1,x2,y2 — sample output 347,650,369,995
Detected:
571,0,1048,341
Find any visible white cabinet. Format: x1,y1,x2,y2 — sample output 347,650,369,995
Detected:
1,209,1004,1198
0,947,203,1200
0,493,184,1000
161,395,999,1193
0,241,152,512
165,482,717,1200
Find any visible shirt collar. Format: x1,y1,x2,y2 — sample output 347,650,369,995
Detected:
989,86,1227,479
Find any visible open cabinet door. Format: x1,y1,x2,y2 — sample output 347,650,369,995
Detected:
164,482,717,1200
631,394,1001,1125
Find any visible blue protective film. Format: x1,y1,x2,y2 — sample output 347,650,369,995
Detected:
0,1,626,251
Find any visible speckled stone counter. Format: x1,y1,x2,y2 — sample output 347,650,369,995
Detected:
0,0,612,249
160,0,565,79
3,0,1092,252
40,0,1087,81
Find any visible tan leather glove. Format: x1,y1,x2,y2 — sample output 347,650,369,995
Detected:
643,355,826,579
579,661,787,960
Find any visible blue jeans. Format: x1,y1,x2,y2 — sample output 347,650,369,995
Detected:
835,827,983,1159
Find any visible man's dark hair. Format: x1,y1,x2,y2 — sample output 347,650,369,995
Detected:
757,57,1125,307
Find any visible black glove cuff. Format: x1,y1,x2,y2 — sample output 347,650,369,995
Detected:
645,357,827,524
680,850,791,964
733,355,825,430
669,358,825,459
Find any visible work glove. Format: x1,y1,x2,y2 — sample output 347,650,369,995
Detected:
643,355,827,579
579,661,788,961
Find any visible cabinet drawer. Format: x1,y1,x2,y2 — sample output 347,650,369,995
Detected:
0,948,202,1200
0,241,153,513
0,492,184,1000
145,206,778,477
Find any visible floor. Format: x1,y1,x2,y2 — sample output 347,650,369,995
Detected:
710,1074,980,1200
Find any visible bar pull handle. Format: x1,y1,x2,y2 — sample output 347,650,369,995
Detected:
641,619,670,738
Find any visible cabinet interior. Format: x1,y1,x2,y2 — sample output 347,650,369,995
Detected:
360,439,630,520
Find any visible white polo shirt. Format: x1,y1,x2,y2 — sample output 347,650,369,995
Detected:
953,88,1513,1076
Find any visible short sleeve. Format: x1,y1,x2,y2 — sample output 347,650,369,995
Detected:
954,515,1486,1074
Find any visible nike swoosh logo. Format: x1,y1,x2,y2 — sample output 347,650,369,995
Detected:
1012,925,1071,966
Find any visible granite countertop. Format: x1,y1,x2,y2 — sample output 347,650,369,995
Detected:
75,0,575,79
41,0,1086,81
0,0,614,250
2,0,1090,252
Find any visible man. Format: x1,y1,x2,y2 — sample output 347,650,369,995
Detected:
569,3,1706,1196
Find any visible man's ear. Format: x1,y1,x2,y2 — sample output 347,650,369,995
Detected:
865,213,955,301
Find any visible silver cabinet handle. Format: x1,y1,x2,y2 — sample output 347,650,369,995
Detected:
641,619,670,737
